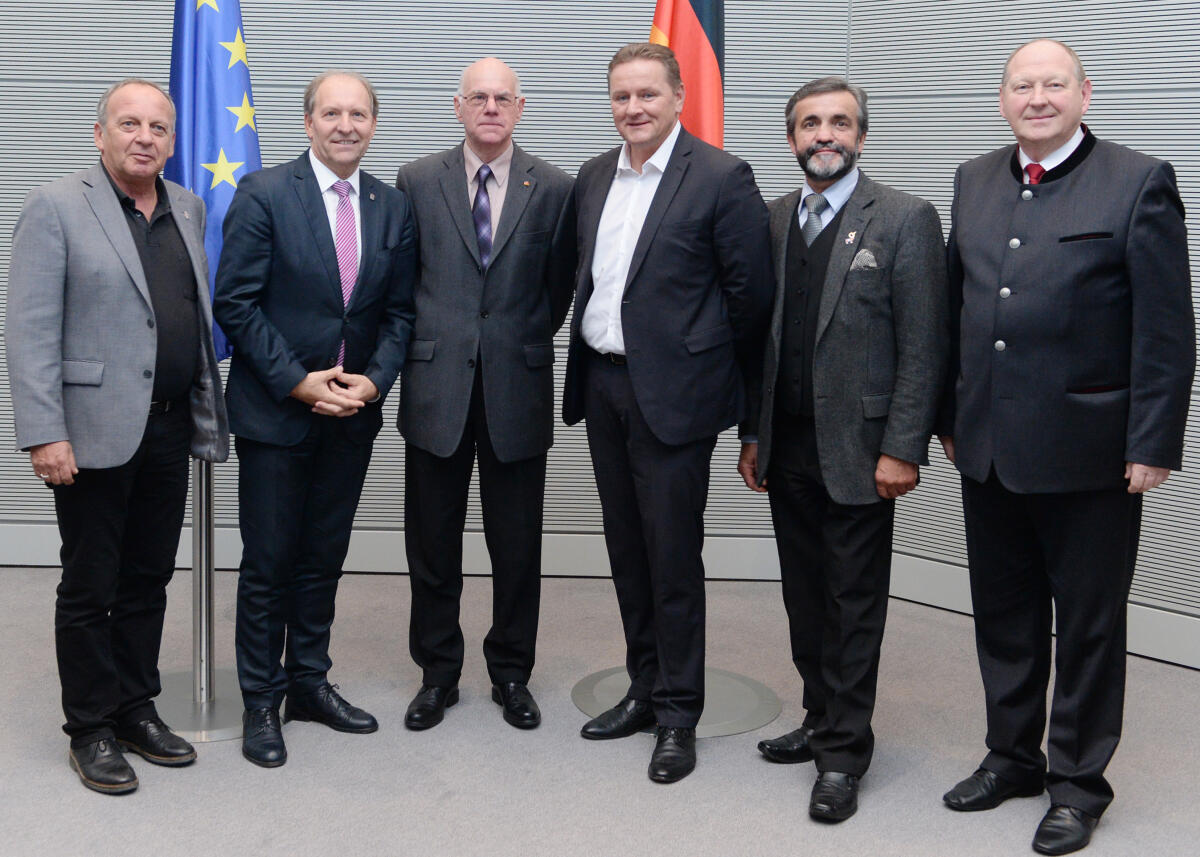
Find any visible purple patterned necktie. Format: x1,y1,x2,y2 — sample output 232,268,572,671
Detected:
473,163,493,269
332,179,357,366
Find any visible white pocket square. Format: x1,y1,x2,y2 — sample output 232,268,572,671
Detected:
850,249,878,270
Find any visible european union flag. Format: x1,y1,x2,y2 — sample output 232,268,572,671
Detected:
165,0,262,360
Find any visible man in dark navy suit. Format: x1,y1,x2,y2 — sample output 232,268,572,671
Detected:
214,70,416,767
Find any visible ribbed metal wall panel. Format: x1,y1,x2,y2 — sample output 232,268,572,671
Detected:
1,1,1197,618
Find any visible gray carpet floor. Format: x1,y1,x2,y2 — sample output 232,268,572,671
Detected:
2,566,1197,857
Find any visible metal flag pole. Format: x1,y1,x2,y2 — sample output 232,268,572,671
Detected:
157,459,242,742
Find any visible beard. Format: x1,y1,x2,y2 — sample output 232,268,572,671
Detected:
796,141,859,183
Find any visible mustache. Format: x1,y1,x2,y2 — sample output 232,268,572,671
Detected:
803,141,853,159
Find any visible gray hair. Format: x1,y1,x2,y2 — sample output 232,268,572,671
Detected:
1002,39,1087,85
304,70,380,117
458,61,522,97
785,76,868,137
97,78,176,129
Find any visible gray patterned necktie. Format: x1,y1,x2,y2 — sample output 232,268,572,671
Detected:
802,192,829,246
473,163,493,269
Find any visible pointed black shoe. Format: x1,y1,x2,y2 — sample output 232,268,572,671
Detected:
648,726,696,783
1032,806,1098,855
404,685,459,730
580,696,655,740
757,726,816,764
491,682,541,729
284,683,378,733
68,738,138,794
943,768,1044,811
809,772,859,822
242,707,286,768
115,717,196,766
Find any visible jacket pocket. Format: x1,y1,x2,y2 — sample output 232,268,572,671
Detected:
61,359,104,386
683,324,733,354
862,392,891,419
408,339,436,361
1059,232,1114,243
524,343,555,367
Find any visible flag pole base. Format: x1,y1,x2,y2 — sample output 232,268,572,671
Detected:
156,668,243,743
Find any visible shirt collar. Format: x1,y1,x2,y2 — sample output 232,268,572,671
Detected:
464,141,514,186
309,149,360,195
802,167,859,214
1018,126,1085,173
100,161,169,216
617,120,682,176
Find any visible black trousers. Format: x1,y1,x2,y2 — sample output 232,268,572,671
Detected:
766,413,895,775
584,352,715,728
234,418,373,709
404,365,545,688
962,471,1140,818
52,405,191,746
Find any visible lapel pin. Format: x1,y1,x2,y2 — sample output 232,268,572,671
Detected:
183,210,190,220
370,192,376,200
523,180,531,187
845,231,857,245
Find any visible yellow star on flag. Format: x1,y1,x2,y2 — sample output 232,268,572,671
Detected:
227,93,257,133
219,28,249,69
201,149,245,190
197,0,219,11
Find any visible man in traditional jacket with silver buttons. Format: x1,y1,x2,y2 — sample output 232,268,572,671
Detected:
937,39,1194,856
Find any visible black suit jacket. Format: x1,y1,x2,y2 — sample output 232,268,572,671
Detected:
942,132,1194,492
396,143,575,462
214,152,417,446
562,128,773,446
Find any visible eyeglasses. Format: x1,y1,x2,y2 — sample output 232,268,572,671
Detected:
459,91,521,110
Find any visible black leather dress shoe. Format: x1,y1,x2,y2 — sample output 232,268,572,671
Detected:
648,726,696,783
757,726,816,764
580,696,655,740
1032,806,1098,855
491,682,541,729
69,738,138,794
943,767,1043,811
284,683,378,733
242,708,286,768
809,772,859,822
115,717,196,766
404,685,459,730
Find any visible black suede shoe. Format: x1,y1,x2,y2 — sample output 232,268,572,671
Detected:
580,696,655,740
284,683,378,733
757,726,816,763
242,707,286,768
68,738,138,794
491,682,541,729
115,717,196,766
943,768,1044,811
404,685,459,730
809,772,859,822
648,726,696,783
1032,806,1098,855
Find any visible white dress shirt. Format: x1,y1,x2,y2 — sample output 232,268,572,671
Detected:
798,166,860,232
309,149,362,269
582,121,683,355
1018,126,1085,175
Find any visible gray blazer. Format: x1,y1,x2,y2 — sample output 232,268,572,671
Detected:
396,143,574,463
6,163,229,468
746,172,948,505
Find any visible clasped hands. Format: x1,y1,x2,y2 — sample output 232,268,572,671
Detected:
738,443,918,500
290,367,377,417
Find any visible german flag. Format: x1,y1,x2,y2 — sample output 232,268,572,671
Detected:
649,0,724,148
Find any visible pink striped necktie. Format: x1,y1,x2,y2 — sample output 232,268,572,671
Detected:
332,179,357,366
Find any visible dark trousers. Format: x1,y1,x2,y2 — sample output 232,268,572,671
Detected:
584,352,715,728
52,405,191,746
404,366,545,687
234,418,373,709
766,413,894,775
961,471,1140,817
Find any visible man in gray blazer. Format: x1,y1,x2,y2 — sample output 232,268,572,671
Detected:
938,40,1194,855
395,58,574,731
738,77,948,822
6,79,228,794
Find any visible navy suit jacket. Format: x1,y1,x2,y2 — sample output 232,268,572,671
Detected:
214,152,417,446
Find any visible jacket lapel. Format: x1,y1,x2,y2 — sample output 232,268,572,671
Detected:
770,189,804,349
80,163,151,310
292,154,343,303
349,172,382,309
578,149,620,294
624,128,692,289
816,174,875,347
164,183,213,324
438,144,482,268
489,144,534,265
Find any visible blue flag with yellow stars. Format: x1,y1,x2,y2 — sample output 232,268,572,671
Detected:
165,0,262,360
